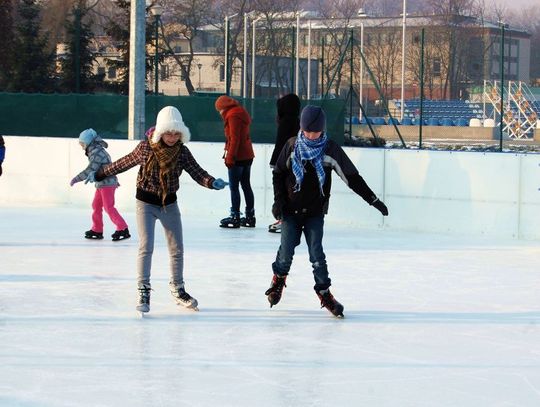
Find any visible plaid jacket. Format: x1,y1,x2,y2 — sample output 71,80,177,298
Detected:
102,140,215,202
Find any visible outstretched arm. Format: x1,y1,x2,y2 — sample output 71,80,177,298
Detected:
330,143,388,215
181,146,217,189
95,142,145,181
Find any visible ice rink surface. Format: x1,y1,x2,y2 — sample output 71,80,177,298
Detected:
1,206,540,407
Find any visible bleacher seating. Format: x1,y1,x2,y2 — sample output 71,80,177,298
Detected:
393,99,484,126
355,98,539,127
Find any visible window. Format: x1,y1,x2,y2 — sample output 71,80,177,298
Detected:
160,65,169,80
219,65,225,82
432,58,441,77
97,67,105,76
108,67,116,79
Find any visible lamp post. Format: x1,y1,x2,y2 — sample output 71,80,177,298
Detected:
128,0,147,140
151,4,163,95
295,11,300,95
307,20,312,100
251,17,261,99
224,13,239,95
197,63,202,90
400,0,407,121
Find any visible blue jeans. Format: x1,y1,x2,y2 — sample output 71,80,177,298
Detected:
272,214,331,291
228,164,254,214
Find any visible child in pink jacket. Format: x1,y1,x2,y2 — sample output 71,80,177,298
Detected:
70,128,130,241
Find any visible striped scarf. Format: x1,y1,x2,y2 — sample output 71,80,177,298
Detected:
144,138,182,205
292,131,328,193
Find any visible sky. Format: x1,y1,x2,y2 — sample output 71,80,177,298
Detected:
1,206,540,406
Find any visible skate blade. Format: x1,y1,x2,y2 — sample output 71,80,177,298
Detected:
220,224,240,228
112,236,130,241
138,311,148,318
268,228,281,233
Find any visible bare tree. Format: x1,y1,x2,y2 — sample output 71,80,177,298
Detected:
159,0,216,95
317,0,367,97
425,0,477,99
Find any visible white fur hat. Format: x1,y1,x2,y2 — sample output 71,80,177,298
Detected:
152,106,191,144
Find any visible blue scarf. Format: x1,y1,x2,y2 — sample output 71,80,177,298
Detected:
292,131,328,193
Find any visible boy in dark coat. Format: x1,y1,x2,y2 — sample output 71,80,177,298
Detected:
266,105,388,318
268,94,301,233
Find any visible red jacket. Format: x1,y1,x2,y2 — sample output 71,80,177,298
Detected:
221,104,255,167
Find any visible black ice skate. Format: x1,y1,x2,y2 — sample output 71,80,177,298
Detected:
136,284,151,314
316,288,344,318
219,212,240,228
85,230,103,240
240,211,256,227
170,283,199,311
111,228,131,241
268,220,282,233
265,274,287,307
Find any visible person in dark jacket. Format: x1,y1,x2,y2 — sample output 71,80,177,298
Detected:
265,105,389,318
215,95,256,228
0,135,5,177
268,94,301,233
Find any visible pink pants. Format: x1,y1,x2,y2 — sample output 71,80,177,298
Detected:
91,186,128,233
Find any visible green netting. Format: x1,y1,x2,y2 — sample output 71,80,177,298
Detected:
0,93,345,145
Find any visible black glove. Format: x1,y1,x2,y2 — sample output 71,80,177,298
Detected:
0,162,2,177
271,202,282,220
95,167,106,182
372,198,388,216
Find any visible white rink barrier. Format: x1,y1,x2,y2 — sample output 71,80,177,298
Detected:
1,136,540,240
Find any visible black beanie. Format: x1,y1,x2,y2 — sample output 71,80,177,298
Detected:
300,105,326,132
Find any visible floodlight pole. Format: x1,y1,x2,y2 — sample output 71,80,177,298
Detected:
128,0,146,140
307,20,312,100
295,12,300,95
400,0,407,121
251,17,261,99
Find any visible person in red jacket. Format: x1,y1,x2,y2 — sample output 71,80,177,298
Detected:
215,95,256,228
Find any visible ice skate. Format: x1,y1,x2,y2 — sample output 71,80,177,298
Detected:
85,229,103,240
268,220,282,233
111,228,131,241
316,288,344,318
170,283,199,311
219,211,240,228
136,284,151,316
265,274,287,307
240,210,256,227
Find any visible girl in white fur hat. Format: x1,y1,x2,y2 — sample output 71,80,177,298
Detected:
91,106,228,314
70,128,130,241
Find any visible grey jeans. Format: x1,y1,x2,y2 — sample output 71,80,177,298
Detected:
136,200,184,287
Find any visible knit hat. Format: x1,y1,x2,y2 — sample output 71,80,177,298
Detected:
152,106,191,144
79,128,98,147
300,105,326,132
215,95,239,112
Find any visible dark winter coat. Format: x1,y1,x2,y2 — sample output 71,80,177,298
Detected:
0,135,4,177
272,136,378,217
269,94,301,167
219,101,254,168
